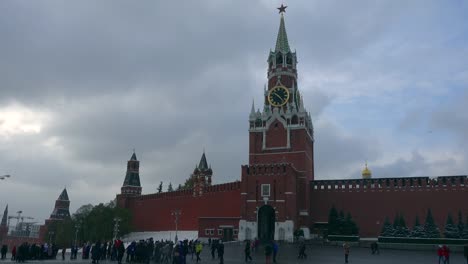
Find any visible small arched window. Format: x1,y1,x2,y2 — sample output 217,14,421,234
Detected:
291,115,298,125
286,53,293,65
276,53,283,64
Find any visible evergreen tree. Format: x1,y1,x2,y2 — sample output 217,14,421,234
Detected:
176,184,182,191
157,182,163,193
183,176,195,189
395,214,410,237
444,213,459,238
457,211,464,238
462,215,468,239
380,217,395,237
423,209,440,238
327,206,339,235
410,216,425,238
167,182,173,192
344,212,359,235
338,211,345,235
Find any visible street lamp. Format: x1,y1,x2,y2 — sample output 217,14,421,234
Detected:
113,217,121,240
0,175,11,180
171,209,181,243
74,222,80,247
49,230,55,245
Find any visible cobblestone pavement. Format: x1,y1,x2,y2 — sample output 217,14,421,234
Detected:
3,243,466,264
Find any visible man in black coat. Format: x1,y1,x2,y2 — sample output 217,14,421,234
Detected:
218,241,224,264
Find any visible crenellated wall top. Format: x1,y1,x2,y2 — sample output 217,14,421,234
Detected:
241,163,296,176
134,181,241,201
311,175,467,192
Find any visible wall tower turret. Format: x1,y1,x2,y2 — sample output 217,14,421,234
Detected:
121,151,142,196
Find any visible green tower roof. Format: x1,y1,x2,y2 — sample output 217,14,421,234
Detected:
275,14,291,54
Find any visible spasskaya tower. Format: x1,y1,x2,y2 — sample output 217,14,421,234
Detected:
239,4,314,242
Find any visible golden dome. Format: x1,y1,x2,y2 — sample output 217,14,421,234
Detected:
362,162,372,179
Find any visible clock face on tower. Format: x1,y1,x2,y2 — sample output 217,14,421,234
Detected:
268,85,290,107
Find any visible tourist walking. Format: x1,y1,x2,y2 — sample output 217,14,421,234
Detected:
195,241,203,263
264,242,273,264
92,240,101,264
244,240,252,263
438,245,444,264
61,247,66,261
272,241,278,263
343,242,350,264
211,240,217,260
11,245,16,261
442,245,450,264
114,239,124,264
464,244,468,264
371,242,379,254
297,241,307,259
218,241,224,264
1,245,7,260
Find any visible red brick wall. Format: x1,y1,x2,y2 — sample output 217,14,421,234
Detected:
120,182,241,232
265,121,287,148
198,217,240,239
240,164,299,225
310,176,468,237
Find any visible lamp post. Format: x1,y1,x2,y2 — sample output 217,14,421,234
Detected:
0,175,11,180
74,222,80,247
49,230,55,245
113,217,121,240
171,209,181,243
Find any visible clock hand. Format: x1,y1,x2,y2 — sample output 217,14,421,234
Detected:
273,93,283,101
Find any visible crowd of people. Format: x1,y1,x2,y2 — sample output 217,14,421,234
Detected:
2,238,468,263
0,242,59,262
80,238,207,264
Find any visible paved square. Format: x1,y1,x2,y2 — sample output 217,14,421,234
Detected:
6,243,466,264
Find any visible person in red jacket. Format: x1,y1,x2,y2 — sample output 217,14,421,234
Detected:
11,246,16,261
442,245,450,264
437,245,444,264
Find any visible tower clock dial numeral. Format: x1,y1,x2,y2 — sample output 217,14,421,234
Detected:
268,85,290,107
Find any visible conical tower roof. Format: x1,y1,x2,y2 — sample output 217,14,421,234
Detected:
130,152,137,161
198,152,209,171
1,205,8,226
58,188,69,201
275,14,291,53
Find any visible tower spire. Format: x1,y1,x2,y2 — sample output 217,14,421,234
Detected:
275,8,290,54
1,205,8,226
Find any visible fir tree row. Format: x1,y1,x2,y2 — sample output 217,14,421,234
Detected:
381,209,468,239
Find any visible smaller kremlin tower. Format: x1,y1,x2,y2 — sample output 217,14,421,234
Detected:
50,188,71,219
121,152,142,196
362,162,372,179
191,152,213,196
0,205,8,241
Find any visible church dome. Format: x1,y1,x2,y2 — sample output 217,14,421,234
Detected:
362,163,372,179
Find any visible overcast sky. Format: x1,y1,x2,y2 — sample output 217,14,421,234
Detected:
1,0,468,222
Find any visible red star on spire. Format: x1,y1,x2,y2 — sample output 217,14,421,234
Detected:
277,4,287,14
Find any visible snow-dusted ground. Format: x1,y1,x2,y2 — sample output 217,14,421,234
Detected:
121,230,198,242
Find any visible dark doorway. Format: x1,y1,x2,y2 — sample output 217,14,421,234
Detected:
223,228,233,242
258,205,275,242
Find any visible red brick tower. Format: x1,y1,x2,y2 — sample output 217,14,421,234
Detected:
192,152,213,196
50,188,71,219
239,5,314,242
0,205,8,242
121,152,142,195
117,152,142,208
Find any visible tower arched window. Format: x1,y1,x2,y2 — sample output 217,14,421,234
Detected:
291,115,298,125
286,52,293,65
276,53,283,65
